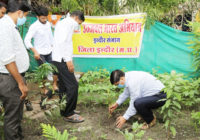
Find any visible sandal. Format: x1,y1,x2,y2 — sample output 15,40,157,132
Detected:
141,123,150,130
74,110,81,114
141,115,156,130
63,114,84,123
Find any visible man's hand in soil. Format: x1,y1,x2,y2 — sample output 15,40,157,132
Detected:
109,103,118,114
19,83,28,100
66,61,74,73
116,116,126,128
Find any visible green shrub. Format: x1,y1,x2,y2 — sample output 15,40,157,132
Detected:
191,112,200,131
78,69,123,105
154,70,200,107
155,70,200,139
25,63,58,92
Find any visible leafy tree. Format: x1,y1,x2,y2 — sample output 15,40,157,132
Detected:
30,0,199,28
61,0,81,13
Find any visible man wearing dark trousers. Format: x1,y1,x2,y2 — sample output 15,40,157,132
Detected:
0,1,31,140
25,6,58,102
109,70,166,129
52,11,85,123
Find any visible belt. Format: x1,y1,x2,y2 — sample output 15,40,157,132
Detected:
0,72,25,77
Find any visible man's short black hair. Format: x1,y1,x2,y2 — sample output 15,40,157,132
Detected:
70,11,85,22
110,70,125,85
35,6,48,16
7,0,31,13
0,2,7,9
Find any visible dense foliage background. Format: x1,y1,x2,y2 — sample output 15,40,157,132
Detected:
29,0,200,30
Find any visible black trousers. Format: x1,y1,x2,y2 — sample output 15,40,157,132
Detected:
134,91,166,124
37,53,52,66
52,61,78,117
0,74,24,140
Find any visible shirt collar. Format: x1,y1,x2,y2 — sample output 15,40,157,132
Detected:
36,20,47,26
68,17,78,25
5,15,17,28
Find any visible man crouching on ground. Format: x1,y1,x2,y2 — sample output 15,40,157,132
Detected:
109,70,166,129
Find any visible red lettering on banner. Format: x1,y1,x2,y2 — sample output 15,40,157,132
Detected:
126,47,138,53
127,48,132,52
119,19,142,33
83,24,103,34
78,46,95,53
96,46,115,54
82,20,142,34
104,24,118,33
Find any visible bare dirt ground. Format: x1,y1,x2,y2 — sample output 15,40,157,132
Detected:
1,83,198,140
21,85,200,140
22,102,200,140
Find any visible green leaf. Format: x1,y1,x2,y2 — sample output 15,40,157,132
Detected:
165,100,171,108
170,126,176,137
173,101,181,109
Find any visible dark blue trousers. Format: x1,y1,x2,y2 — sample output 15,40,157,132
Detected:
134,91,166,124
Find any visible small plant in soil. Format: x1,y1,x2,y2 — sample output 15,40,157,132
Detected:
117,121,145,140
43,95,67,120
191,111,200,131
41,123,77,140
25,63,58,94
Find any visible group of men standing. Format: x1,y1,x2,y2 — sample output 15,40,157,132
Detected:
0,1,85,139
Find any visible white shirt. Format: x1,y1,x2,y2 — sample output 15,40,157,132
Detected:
0,15,29,73
24,20,54,55
52,17,78,62
116,71,165,120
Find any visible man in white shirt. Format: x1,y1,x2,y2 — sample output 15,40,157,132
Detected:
52,11,85,123
0,2,7,18
25,6,58,101
0,1,31,139
109,70,166,129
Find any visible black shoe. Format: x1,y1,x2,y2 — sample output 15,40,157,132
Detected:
40,96,46,110
46,90,53,99
25,100,33,111
54,89,59,95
